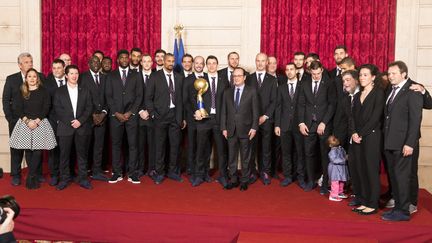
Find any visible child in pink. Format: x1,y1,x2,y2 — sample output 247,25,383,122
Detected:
327,136,349,202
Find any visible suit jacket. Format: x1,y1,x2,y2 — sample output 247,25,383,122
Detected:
105,68,143,122
246,72,278,130
329,67,340,80
44,74,63,127
298,75,336,130
349,87,385,138
145,69,183,125
53,84,93,136
384,79,423,150
137,70,154,126
275,81,302,132
190,73,229,125
183,73,208,124
221,85,259,138
79,71,107,113
2,71,45,123
218,67,249,87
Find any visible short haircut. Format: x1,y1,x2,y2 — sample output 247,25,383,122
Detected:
306,53,320,60
341,69,359,80
309,60,323,70
17,52,32,64
102,56,112,62
52,58,65,67
388,61,408,79
294,51,305,57
130,47,142,54
233,67,246,75
65,64,79,75
340,56,356,67
164,53,175,60
286,62,296,68
334,45,347,53
206,55,219,64
227,51,239,59
142,53,152,58
154,49,166,56
182,53,193,62
117,49,129,59
93,50,104,56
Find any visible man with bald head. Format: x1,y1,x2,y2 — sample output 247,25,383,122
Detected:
246,52,278,185
59,53,72,67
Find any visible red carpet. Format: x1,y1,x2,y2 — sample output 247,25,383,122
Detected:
1,173,432,242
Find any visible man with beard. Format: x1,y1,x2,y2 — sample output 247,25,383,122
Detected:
106,50,143,184
101,56,112,74
181,54,193,78
330,45,348,79
293,52,310,82
130,48,142,72
152,49,166,72
219,52,249,87
92,50,104,62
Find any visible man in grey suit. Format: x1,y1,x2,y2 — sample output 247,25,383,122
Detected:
221,67,259,191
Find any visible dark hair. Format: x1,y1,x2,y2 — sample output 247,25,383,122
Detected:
206,55,219,64
334,45,347,53
358,64,382,89
117,49,129,59
52,58,65,67
164,53,175,60
154,49,166,56
306,53,320,60
93,50,104,56
102,56,112,62
227,51,239,59
130,47,142,54
65,64,79,75
182,53,193,62
309,61,323,70
340,57,356,67
294,51,305,57
388,61,408,79
327,135,340,147
286,62,296,69
233,67,246,76
341,69,359,80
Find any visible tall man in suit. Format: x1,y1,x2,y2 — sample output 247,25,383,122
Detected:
246,53,278,185
152,49,166,72
298,61,336,193
329,45,348,79
3,52,45,186
79,55,109,181
105,50,143,184
192,55,229,187
221,67,259,191
381,61,423,221
275,63,305,187
44,58,67,186
130,48,142,72
137,54,155,178
293,52,310,82
54,65,93,190
145,53,185,184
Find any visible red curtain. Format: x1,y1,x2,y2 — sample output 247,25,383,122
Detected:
261,0,396,72
41,0,161,74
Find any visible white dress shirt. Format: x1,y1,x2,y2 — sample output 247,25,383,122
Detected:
67,84,78,118
386,79,408,104
208,73,218,114
163,69,175,108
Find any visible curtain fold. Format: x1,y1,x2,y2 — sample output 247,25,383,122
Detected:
261,0,396,72
41,0,161,74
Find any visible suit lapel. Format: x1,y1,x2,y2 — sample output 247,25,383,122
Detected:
63,86,74,117
388,80,411,112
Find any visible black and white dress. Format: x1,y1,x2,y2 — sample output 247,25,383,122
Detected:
9,87,57,150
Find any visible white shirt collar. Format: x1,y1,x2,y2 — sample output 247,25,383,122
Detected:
394,79,408,89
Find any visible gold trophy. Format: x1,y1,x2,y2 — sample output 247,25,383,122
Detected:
194,78,209,119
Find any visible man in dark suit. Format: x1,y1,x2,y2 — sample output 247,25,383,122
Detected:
54,65,93,190
382,61,423,221
152,49,166,72
305,53,330,80
145,53,185,184
275,63,305,188
105,50,143,184
44,58,68,186
79,55,109,181
298,61,336,193
293,52,311,83
221,67,259,191
130,47,142,72
137,54,155,178
2,52,45,186
191,55,229,187
246,53,278,185
329,45,348,79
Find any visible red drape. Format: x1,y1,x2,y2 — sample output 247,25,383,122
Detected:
261,0,396,72
41,0,161,74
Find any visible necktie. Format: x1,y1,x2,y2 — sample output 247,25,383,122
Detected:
296,72,301,81
258,73,263,88
58,79,64,87
211,77,216,109
387,86,399,111
94,74,99,85
350,94,355,109
229,71,234,87
235,88,240,111
144,74,149,85
336,68,341,77
313,80,319,96
167,73,175,104
121,70,127,86
289,83,294,99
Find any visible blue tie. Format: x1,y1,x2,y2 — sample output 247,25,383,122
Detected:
235,88,240,111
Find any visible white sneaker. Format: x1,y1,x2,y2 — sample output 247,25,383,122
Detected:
329,196,342,202
317,175,323,187
409,204,418,214
385,198,395,208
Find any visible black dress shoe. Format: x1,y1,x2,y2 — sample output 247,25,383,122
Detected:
240,183,248,191
79,180,93,190
348,199,361,207
359,209,378,215
351,207,365,213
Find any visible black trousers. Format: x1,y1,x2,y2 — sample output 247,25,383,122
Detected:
227,132,253,184
110,115,138,176
88,122,107,175
58,133,90,182
186,118,197,174
154,109,181,176
138,124,155,173
8,120,24,179
271,133,282,176
195,115,227,178
410,145,420,206
350,131,381,209
303,122,330,187
24,149,42,179
251,125,272,175
385,146,416,215
280,129,305,182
